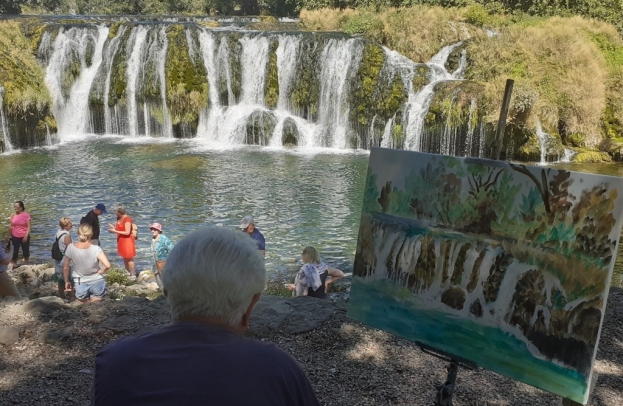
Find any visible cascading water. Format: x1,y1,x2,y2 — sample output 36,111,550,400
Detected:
45,26,109,138
314,38,364,148
403,42,466,151
0,85,14,152
535,121,561,164
36,22,485,153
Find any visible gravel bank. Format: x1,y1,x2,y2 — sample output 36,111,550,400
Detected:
0,265,621,406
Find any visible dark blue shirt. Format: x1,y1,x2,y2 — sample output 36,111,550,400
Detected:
249,228,265,251
91,322,319,406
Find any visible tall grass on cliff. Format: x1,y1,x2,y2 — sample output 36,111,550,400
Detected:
301,6,480,63
466,15,623,147
301,6,623,146
0,20,50,114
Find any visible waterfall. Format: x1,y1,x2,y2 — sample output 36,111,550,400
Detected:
240,35,270,105
275,35,300,112
0,85,14,151
313,38,364,148
45,124,52,146
535,121,561,164
559,148,576,163
102,26,127,134
465,98,476,156
403,42,465,151
380,115,395,148
45,26,110,138
33,23,489,152
126,26,148,137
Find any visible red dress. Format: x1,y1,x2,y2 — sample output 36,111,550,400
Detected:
116,216,136,259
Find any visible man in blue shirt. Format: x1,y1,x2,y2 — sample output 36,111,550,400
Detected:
91,226,318,406
240,215,265,257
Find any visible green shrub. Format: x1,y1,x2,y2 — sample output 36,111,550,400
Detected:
341,12,383,35
104,266,132,286
465,4,491,27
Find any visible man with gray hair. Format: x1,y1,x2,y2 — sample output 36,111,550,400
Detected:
91,226,319,406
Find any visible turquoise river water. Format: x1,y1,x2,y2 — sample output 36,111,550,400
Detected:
0,137,622,287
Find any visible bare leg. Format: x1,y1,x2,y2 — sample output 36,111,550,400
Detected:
24,257,29,265
124,259,136,277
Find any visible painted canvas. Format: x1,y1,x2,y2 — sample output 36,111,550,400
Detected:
348,148,623,404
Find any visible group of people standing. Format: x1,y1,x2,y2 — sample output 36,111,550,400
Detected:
1,201,344,303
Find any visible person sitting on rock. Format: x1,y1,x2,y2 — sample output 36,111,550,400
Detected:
286,246,344,299
91,226,319,406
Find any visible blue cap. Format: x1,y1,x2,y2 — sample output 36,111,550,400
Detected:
95,203,107,214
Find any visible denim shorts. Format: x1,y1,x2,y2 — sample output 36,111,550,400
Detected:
75,278,106,300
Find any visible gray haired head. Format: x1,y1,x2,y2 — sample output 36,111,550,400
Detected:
162,226,266,327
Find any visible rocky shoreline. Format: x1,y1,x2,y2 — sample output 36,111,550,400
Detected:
0,264,621,405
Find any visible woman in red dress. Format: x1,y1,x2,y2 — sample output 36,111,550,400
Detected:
107,204,136,280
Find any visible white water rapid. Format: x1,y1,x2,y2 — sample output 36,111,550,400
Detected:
403,42,467,151
36,24,485,152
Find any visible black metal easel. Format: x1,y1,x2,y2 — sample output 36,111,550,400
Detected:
416,342,477,406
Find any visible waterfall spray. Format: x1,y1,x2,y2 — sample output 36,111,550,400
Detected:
0,85,14,152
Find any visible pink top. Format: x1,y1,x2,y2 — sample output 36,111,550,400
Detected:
11,212,31,238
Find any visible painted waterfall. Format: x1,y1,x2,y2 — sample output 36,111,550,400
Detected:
348,148,623,403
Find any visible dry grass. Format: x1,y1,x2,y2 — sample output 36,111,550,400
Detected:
302,6,623,144
299,8,359,31
467,16,618,146
301,6,482,62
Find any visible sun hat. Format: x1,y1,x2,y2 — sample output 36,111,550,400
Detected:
95,203,107,214
149,223,163,232
239,216,254,229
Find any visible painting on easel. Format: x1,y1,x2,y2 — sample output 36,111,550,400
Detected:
348,148,623,404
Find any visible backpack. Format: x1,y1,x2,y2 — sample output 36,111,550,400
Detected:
51,232,68,261
131,223,138,240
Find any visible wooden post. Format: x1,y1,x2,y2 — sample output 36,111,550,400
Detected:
493,79,514,160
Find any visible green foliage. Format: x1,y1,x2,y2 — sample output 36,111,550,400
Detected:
0,20,51,113
342,12,383,35
290,37,321,119
165,24,209,125
351,43,385,125
104,266,132,286
265,40,279,108
464,4,491,27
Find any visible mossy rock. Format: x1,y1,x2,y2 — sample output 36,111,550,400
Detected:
281,117,299,146
603,104,623,139
165,25,209,125
246,110,277,145
572,151,612,163
446,42,467,74
566,132,586,148
427,81,486,127
290,35,322,120
413,65,430,91
265,40,279,109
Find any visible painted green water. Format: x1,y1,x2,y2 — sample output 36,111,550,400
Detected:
348,278,590,403
0,140,621,287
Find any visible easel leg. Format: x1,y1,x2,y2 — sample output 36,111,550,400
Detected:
434,361,459,406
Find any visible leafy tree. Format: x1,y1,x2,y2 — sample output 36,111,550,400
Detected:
0,0,22,14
